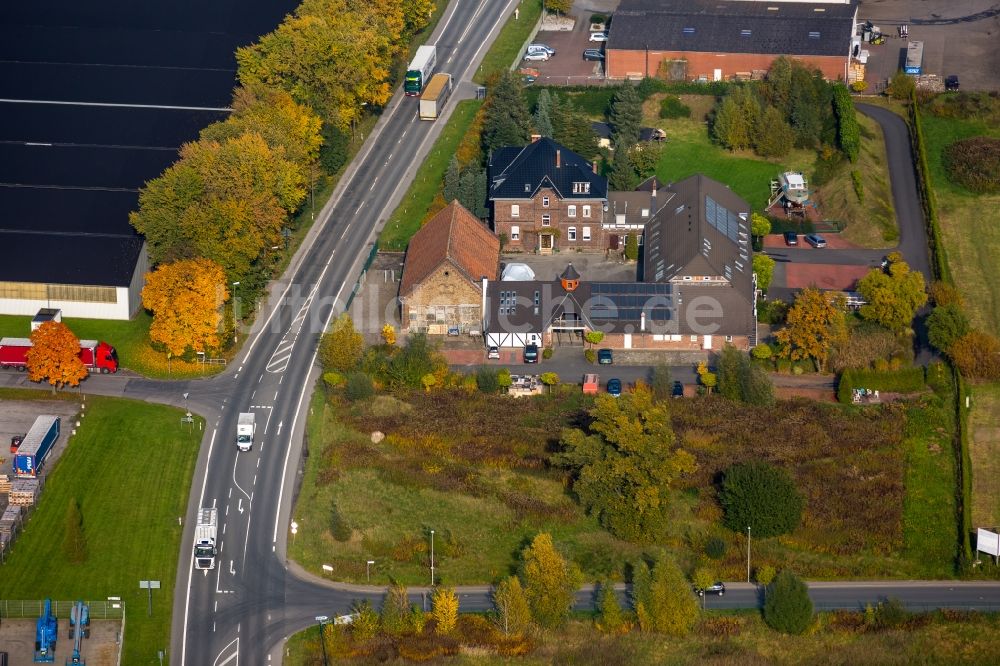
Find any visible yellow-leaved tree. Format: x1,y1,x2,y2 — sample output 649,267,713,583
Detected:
431,586,458,634
519,532,582,629
775,287,848,371
27,321,88,393
142,258,229,357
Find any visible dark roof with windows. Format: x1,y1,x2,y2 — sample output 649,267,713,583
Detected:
488,137,607,201
608,0,857,57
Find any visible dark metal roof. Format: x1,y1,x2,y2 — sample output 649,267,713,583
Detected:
560,263,580,281
0,231,143,286
488,137,608,201
609,0,857,57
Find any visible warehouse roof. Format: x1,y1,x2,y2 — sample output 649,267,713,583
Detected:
608,0,858,57
0,231,143,286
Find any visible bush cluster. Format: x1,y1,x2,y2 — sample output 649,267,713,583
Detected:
943,137,1000,193
659,95,691,119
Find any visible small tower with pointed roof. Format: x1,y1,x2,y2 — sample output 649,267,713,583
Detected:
560,263,580,292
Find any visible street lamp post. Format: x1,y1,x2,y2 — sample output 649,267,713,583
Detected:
231,281,240,345
430,529,435,587
366,559,375,583
747,526,751,583
315,616,330,666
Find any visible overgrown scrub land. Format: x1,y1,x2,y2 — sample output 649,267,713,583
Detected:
292,375,958,584
285,608,1000,665
921,93,1000,331
0,396,202,664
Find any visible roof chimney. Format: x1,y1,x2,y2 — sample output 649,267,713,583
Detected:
530,134,541,143
555,149,561,168
592,161,598,174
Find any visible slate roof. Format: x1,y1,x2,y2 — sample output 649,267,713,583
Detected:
643,174,753,292
399,201,499,298
609,0,858,57
606,179,676,227
488,137,608,201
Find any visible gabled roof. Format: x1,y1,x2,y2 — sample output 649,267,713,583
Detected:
643,174,753,292
488,137,608,201
399,201,499,297
606,181,676,227
609,0,857,58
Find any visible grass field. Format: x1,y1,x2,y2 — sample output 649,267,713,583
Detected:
379,100,483,251
291,381,958,586
474,0,543,84
970,383,1000,529
0,396,202,664
284,608,1000,665
922,112,1000,331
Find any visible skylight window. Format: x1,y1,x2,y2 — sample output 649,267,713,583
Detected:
682,27,695,35
808,31,821,39
740,29,751,37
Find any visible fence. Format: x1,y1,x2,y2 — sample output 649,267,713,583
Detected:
0,598,124,619
344,242,379,311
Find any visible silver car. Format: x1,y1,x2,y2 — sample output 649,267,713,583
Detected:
527,43,555,55
524,50,549,62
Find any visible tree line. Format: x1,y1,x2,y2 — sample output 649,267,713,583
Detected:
131,0,435,360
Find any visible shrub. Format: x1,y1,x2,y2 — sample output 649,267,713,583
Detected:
719,461,803,538
851,169,864,202
585,349,596,364
949,330,1000,379
704,536,726,560
850,80,867,93
927,304,970,352
329,502,352,541
943,137,1000,193
750,345,772,360
344,372,374,401
323,371,345,389
625,233,639,261
542,347,553,359
476,367,500,393
833,84,860,162
764,570,813,634
887,70,915,100
873,597,909,630
659,95,691,119
635,76,668,99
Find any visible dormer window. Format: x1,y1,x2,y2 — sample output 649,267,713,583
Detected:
572,182,590,194
524,184,531,192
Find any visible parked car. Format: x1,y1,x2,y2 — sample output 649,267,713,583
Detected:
783,231,798,246
487,346,500,360
607,378,622,397
528,43,556,55
695,582,726,596
523,343,539,363
597,348,613,365
589,32,608,42
945,75,960,91
524,50,549,62
672,381,684,398
804,233,827,248
583,48,605,61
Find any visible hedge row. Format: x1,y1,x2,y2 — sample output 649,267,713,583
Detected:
837,367,926,403
956,369,974,563
907,93,952,283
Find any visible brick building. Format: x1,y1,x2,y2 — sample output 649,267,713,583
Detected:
483,174,757,352
398,201,499,334
488,137,608,254
606,0,858,82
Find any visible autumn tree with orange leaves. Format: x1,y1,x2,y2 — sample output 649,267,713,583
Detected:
27,321,88,393
775,287,848,371
142,258,230,357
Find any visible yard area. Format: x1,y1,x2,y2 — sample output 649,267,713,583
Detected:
0,394,202,664
291,375,959,586
970,383,1000,529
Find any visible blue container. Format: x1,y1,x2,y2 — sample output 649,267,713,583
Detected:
13,415,60,477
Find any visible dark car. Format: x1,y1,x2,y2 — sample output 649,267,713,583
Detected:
597,348,613,364
804,233,827,248
671,381,684,398
695,582,726,596
607,378,622,397
945,75,960,91
523,343,539,363
783,231,798,246
583,48,605,61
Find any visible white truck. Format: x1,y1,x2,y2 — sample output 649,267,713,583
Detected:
193,507,218,570
237,412,255,451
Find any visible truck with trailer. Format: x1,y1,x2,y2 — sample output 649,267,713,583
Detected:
194,507,218,570
419,73,453,120
405,45,437,96
0,337,118,373
13,415,59,478
904,40,924,75
237,412,256,452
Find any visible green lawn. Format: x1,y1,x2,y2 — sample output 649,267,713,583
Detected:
921,113,1000,331
969,383,1000,529
379,99,483,251
0,312,224,380
474,0,543,84
0,396,202,664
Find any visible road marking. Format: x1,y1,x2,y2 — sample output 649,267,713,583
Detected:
225,504,229,517
258,373,264,383
250,390,255,400
212,621,216,632
253,474,257,485
214,601,218,613
274,391,279,401
211,637,239,666
355,202,365,214
182,428,217,666
369,177,378,191
229,560,235,576
238,499,244,514
0,97,232,112
276,421,283,437
222,522,226,535
231,456,251,501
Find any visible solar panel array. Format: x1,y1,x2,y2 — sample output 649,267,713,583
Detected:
589,283,674,321
705,195,742,242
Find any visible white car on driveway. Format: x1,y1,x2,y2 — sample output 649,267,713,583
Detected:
524,50,549,61
589,32,608,42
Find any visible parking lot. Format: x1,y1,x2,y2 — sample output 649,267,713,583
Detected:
521,13,608,85
859,0,1000,91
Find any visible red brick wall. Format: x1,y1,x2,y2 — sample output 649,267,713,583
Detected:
492,187,607,252
607,49,846,82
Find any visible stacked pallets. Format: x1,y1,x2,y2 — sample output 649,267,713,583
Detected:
9,478,40,506
0,504,22,535
0,473,11,494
